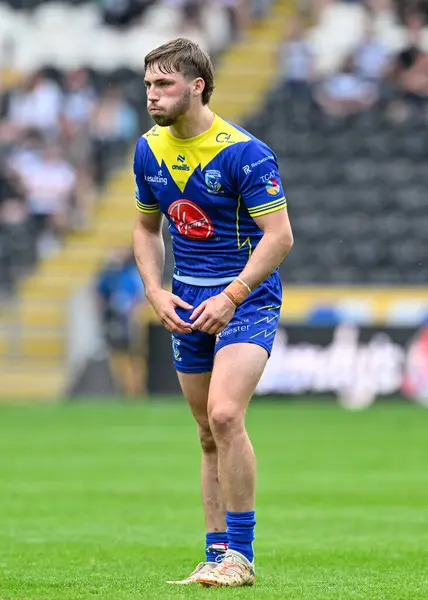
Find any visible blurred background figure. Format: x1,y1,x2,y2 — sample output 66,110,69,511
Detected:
8,71,63,137
388,12,428,122
278,16,315,100
62,68,98,225
91,86,139,187
353,23,390,82
99,0,157,28
95,247,146,396
315,55,379,116
20,142,76,257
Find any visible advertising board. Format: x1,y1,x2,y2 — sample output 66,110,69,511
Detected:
147,323,428,407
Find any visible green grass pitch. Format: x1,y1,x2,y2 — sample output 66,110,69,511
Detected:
0,399,427,599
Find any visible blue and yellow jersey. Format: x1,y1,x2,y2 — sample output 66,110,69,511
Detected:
134,114,286,278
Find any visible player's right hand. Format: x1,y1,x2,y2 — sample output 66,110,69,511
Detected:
148,289,193,334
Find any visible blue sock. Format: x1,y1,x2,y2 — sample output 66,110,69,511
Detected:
226,510,256,563
205,531,228,563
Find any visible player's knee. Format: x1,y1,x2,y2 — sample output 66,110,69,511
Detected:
198,424,217,453
208,405,242,438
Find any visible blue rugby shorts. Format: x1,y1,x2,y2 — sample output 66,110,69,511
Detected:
171,272,282,373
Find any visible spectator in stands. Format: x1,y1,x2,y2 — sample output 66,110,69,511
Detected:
91,86,138,186
62,68,98,226
393,0,427,24
99,0,156,28
176,1,207,48
8,71,63,137
96,247,146,396
0,165,27,227
315,55,378,116
278,17,314,98
0,165,34,293
21,143,76,258
353,23,390,81
388,12,428,121
63,68,98,132
170,0,233,56
7,129,43,186
217,0,251,41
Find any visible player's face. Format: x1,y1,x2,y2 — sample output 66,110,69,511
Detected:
145,66,192,127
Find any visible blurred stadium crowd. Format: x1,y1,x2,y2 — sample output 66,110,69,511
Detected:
0,1,274,295
0,0,427,382
0,68,139,262
280,1,428,120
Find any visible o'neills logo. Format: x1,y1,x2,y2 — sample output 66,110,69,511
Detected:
172,164,190,171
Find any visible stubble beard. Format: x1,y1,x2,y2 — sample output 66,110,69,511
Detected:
150,88,192,127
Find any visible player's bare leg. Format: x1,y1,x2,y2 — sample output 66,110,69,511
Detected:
167,371,227,584
209,344,267,512
178,371,226,533
199,343,268,587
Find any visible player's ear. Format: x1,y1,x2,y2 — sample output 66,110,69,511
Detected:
193,77,205,99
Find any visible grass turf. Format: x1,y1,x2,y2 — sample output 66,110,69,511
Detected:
0,399,427,599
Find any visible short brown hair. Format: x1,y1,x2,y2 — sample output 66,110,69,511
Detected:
144,38,215,105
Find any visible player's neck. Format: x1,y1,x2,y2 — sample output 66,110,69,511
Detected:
168,106,215,140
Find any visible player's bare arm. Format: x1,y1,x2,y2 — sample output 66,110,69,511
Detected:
238,206,294,289
133,210,193,334
190,208,293,333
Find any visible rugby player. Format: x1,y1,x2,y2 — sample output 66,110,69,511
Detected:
133,37,293,587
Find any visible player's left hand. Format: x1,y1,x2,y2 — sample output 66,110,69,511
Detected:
189,294,236,335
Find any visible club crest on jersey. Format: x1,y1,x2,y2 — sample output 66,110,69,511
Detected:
265,177,281,196
168,199,214,240
205,169,222,193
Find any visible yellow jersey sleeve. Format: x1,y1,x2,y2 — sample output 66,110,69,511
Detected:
133,137,160,214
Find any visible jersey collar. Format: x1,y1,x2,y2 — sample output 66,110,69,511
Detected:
165,114,219,147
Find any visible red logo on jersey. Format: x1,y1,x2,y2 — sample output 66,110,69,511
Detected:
168,199,214,240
